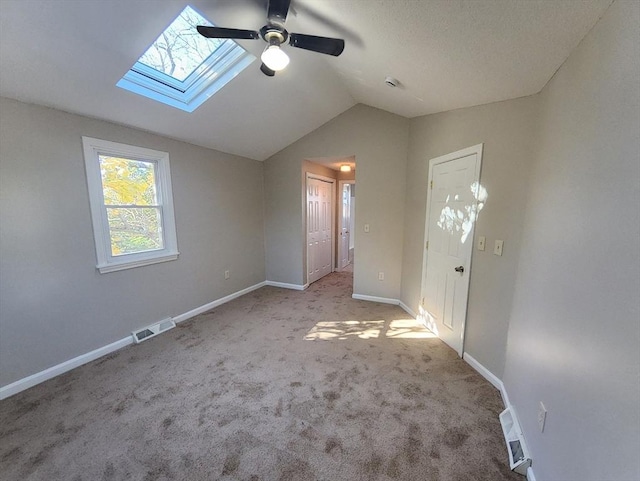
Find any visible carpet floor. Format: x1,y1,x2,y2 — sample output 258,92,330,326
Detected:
0,270,519,481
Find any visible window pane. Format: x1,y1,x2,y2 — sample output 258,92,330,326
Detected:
99,155,158,206
106,207,164,256
137,5,223,81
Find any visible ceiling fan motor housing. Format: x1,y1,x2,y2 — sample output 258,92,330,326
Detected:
260,26,288,45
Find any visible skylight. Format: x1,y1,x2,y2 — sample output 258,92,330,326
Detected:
117,5,255,112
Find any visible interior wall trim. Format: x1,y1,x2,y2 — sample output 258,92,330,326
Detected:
0,337,133,401
265,281,308,291
0,281,268,400
352,294,417,319
172,282,266,323
463,352,537,480
352,293,399,305
398,301,417,318
462,352,510,408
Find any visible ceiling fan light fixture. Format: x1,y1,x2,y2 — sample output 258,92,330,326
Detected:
340,164,352,172
261,44,289,71
261,42,289,71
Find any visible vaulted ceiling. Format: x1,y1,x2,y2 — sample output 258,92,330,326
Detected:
0,0,612,161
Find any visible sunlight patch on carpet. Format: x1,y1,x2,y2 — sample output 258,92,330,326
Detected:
304,318,436,341
386,319,437,339
304,320,384,340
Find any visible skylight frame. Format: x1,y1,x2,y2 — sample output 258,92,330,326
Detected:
116,5,255,112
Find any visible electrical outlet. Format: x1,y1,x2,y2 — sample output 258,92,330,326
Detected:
538,401,547,432
224,270,230,280
494,239,504,256
478,236,486,251
378,271,384,281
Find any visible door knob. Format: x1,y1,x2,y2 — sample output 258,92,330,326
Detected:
454,266,464,273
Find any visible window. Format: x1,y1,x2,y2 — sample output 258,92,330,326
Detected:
82,137,179,273
116,5,255,112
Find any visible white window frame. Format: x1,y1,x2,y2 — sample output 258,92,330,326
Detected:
82,137,179,273
115,5,255,113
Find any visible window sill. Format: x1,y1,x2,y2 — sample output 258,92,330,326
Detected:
97,252,179,274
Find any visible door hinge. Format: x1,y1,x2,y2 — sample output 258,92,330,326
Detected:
430,180,433,189
425,240,429,250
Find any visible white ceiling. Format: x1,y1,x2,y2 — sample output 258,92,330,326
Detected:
0,0,612,161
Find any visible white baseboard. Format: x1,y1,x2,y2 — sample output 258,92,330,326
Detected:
398,301,417,318
0,281,268,400
463,353,534,477
352,293,399,305
265,281,307,291
352,295,418,320
0,336,132,400
173,281,266,323
463,352,510,408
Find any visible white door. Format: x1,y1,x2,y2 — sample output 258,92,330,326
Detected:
339,183,351,269
421,145,483,356
307,177,333,284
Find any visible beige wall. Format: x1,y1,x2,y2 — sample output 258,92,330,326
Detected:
401,95,540,378
337,170,356,182
303,160,337,179
0,98,265,386
264,105,409,297
503,1,639,479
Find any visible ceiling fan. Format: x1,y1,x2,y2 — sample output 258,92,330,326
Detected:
197,0,345,77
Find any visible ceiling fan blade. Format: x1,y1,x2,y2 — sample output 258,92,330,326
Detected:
289,34,345,56
196,26,260,40
292,3,364,48
267,0,291,27
260,63,276,77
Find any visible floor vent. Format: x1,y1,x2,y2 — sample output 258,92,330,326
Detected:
132,318,176,344
500,407,532,475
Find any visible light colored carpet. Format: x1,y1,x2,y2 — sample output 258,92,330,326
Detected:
0,270,519,481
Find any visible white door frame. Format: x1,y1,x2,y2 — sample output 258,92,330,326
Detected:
420,144,483,357
337,179,355,270
305,173,336,284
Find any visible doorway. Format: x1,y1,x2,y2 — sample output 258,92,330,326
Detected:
338,180,355,270
419,144,483,357
306,174,335,285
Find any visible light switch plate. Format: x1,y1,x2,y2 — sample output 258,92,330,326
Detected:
478,236,486,251
364,223,370,233
494,240,504,256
